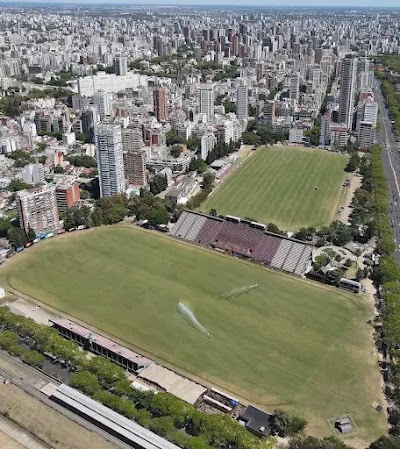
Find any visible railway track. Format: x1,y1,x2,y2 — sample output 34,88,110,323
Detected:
0,351,132,449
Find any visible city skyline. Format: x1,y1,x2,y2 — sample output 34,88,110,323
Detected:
1,0,400,6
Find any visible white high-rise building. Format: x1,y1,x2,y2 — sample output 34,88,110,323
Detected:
16,185,59,234
339,56,357,130
319,114,332,146
95,123,125,198
289,74,300,102
22,163,45,185
356,98,378,131
201,133,216,160
236,83,248,121
93,91,112,121
199,84,214,122
114,56,128,76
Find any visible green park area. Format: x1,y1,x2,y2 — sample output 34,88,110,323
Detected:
0,226,386,444
202,147,347,231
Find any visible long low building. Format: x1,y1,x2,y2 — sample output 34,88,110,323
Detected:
51,384,180,449
50,318,152,372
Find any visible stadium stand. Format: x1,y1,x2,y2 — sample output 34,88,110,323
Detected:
294,246,313,275
282,242,305,273
185,215,207,242
169,211,313,276
170,211,191,238
271,240,294,270
195,216,224,246
213,221,265,255
176,212,199,240
252,235,282,265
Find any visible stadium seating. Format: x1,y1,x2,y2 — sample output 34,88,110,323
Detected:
212,221,263,252
282,242,304,273
294,246,313,275
178,213,201,240
271,240,294,270
184,215,207,242
169,211,313,276
195,217,224,246
170,211,191,238
252,235,282,265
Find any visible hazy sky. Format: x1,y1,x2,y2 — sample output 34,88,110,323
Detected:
2,0,400,5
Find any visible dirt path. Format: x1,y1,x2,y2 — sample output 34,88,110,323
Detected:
339,174,362,224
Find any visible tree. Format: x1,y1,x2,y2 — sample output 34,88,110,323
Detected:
345,153,360,172
135,409,153,427
202,172,215,190
7,227,27,248
54,165,65,174
267,223,285,236
69,370,101,396
149,416,175,437
0,218,11,238
146,205,170,226
242,132,261,146
66,155,97,168
86,356,125,386
26,225,36,243
170,145,182,158
270,410,307,437
7,179,31,192
22,350,45,367
150,174,168,195
0,331,20,351
370,436,400,449
222,101,235,114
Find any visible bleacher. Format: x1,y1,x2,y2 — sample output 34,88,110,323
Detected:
212,221,266,254
169,211,313,276
185,215,207,243
252,235,282,265
271,240,294,270
195,216,223,246
282,242,305,273
294,246,313,275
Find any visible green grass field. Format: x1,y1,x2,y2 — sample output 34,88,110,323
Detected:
203,147,347,231
1,226,385,444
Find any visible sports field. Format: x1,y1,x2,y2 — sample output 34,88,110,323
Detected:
203,147,347,231
1,227,385,445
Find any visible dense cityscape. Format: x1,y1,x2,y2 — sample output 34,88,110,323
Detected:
0,3,399,449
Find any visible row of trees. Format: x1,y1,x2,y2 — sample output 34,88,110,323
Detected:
353,144,400,446
242,123,288,147
205,139,241,165
66,155,97,168
377,72,400,135
0,306,304,449
187,173,215,210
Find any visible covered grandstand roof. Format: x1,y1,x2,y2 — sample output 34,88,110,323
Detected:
50,318,152,368
139,364,206,404
51,384,180,449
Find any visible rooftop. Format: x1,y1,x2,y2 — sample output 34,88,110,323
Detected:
50,318,152,367
239,405,273,437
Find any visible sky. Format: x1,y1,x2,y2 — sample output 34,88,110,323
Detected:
1,0,399,5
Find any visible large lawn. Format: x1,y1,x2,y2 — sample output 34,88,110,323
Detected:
2,226,385,445
203,147,347,231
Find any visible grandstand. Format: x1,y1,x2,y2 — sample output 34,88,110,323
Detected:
169,211,313,276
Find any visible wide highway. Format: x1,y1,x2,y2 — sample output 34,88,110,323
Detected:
375,83,400,263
